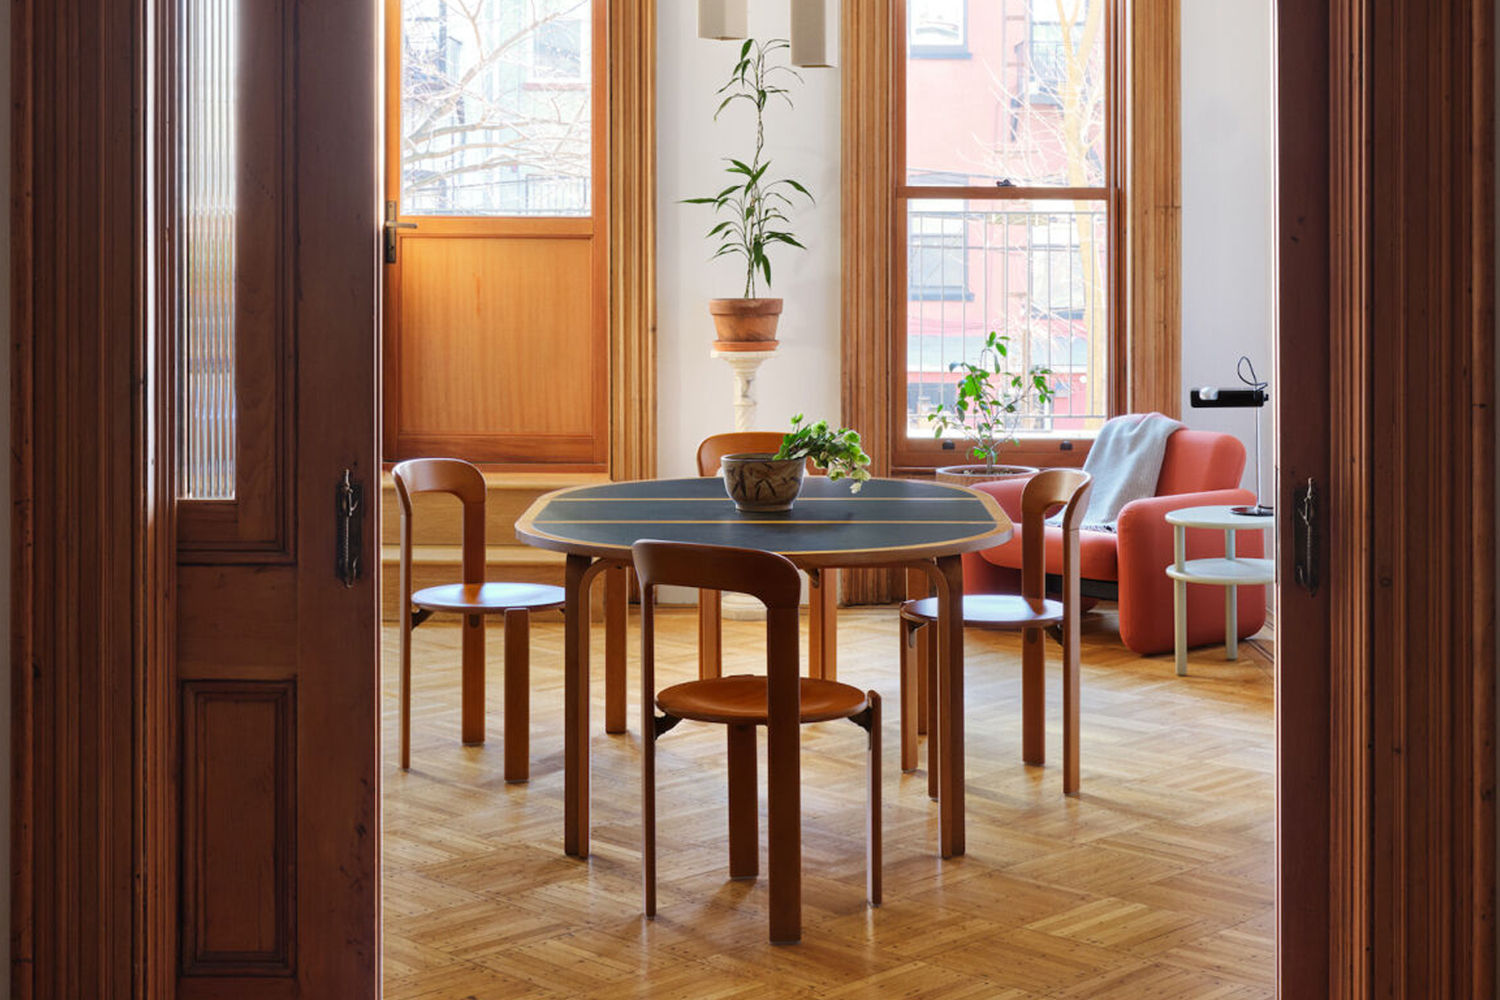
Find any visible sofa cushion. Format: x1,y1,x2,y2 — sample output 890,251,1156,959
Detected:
978,523,1120,582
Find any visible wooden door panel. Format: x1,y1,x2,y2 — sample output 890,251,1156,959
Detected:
180,682,297,979
393,234,603,462
169,0,379,993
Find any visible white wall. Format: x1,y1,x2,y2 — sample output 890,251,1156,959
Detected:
659,1,1276,502
656,0,843,479
1180,0,1277,500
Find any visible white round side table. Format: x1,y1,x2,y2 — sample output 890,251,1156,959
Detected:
1164,505,1275,676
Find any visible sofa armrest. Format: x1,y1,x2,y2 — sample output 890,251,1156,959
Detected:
1115,488,1266,654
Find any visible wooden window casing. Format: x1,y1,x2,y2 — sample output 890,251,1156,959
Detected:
891,0,1124,473
845,0,1180,481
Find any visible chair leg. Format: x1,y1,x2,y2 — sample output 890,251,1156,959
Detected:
808,569,837,680
1063,614,1081,796
697,589,723,680
605,566,628,735
766,717,801,945
866,691,883,907
899,620,919,772
503,608,529,783
925,622,939,802
400,607,413,770
906,569,930,736
916,622,929,737
727,724,759,879
461,613,485,746
1022,626,1045,766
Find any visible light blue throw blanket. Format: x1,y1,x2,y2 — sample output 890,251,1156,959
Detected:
1051,412,1184,532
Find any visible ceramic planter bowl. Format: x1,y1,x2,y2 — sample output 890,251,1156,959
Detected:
720,453,806,512
934,464,1039,487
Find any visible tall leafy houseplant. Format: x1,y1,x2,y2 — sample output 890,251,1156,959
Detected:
686,38,813,348
927,331,1057,478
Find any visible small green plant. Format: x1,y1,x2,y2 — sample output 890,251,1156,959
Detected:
684,38,813,298
775,414,872,491
926,331,1057,473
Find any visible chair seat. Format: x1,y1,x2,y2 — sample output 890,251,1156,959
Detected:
412,582,565,614
658,675,868,726
901,594,1064,629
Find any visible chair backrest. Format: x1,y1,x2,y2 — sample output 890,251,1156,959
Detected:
391,457,487,586
1154,429,1246,496
632,539,802,610
632,539,803,731
1020,469,1093,603
696,432,818,477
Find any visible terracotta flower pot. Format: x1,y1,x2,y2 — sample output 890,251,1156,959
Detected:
934,464,1039,487
710,298,782,351
720,453,806,512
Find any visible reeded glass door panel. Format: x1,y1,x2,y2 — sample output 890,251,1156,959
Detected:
400,0,594,216
177,0,240,500
905,0,1106,189
906,197,1110,436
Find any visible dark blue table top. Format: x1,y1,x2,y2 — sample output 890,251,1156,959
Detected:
515,476,1013,567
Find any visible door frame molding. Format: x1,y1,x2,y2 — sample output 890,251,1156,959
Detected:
10,0,177,993
607,0,657,481
10,0,1495,996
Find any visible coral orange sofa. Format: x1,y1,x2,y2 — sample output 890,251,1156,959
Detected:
962,429,1266,655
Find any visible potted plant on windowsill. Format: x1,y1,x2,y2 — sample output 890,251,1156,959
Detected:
927,331,1058,486
685,38,813,351
721,414,872,512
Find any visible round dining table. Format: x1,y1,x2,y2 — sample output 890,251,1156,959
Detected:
515,475,1014,860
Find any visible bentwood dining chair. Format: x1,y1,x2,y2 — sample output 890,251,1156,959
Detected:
633,539,881,944
695,433,839,681
900,469,1092,794
392,458,564,775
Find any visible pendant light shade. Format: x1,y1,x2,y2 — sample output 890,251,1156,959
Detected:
698,0,748,40
790,0,838,67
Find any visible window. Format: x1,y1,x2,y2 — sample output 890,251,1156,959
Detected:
533,15,584,82
177,0,239,499
1028,0,1088,104
908,0,968,58
899,0,1116,462
400,0,593,217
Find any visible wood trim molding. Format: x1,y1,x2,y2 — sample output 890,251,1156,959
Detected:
11,0,173,993
1361,0,1494,992
1125,0,1181,418
840,0,900,604
608,0,657,482
1275,0,1335,991
1326,0,1370,990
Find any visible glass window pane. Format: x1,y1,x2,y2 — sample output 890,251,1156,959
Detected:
906,198,1109,439
906,0,1106,188
401,0,593,217
177,0,239,500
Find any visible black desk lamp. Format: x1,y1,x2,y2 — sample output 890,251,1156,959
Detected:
1189,356,1272,517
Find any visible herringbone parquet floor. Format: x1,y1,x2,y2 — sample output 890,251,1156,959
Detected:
382,606,1275,999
